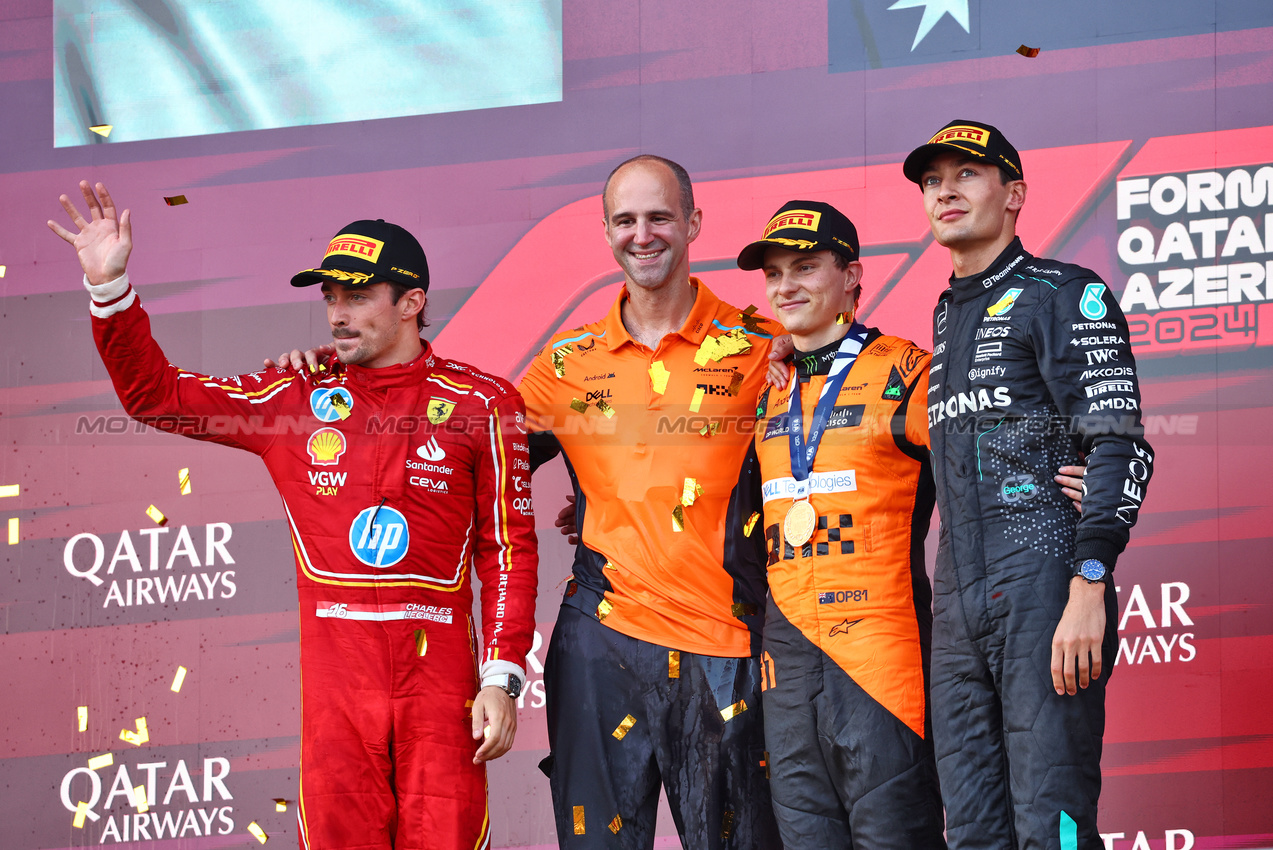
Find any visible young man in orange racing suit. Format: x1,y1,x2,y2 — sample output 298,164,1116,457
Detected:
49,182,538,850
744,201,947,849
904,120,1154,850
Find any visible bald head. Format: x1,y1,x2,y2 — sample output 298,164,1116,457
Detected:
602,155,695,222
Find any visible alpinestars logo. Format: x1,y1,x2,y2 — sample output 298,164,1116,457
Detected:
416,437,446,462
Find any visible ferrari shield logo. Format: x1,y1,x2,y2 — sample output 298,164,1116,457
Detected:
427,398,457,425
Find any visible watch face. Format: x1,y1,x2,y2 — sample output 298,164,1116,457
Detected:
506,677,523,699
1080,559,1106,581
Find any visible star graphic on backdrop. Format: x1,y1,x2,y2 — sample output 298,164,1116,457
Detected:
887,0,971,50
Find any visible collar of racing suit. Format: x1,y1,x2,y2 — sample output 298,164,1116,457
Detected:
947,236,1031,304
340,339,437,389
792,327,882,382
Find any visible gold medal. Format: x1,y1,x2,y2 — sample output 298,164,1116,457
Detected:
783,499,817,547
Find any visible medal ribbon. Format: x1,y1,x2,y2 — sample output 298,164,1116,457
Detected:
787,324,869,498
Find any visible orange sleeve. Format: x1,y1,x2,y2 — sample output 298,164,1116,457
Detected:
905,361,931,450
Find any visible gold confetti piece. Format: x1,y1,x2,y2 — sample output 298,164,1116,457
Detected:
0,265,6,278
722,810,735,840
731,603,758,617
120,717,149,746
73,800,89,828
668,651,680,678
0,484,18,498
7,517,16,545
178,468,191,495
698,421,720,437
274,799,288,812
171,666,188,693
744,512,760,537
552,344,574,379
248,822,269,844
597,599,613,621
163,195,188,206
145,505,168,526
693,337,719,366
689,387,706,413
681,478,702,507
612,715,637,740
603,560,617,570
573,806,586,835
609,815,623,834
720,699,748,722
78,706,88,732
89,124,113,138
648,360,671,394
739,306,766,334
133,785,149,813
727,370,744,396
672,504,685,533
596,399,616,419
836,311,854,325
329,392,351,420
715,328,754,359
87,753,113,771
414,629,428,657
570,398,589,415
1016,44,1040,58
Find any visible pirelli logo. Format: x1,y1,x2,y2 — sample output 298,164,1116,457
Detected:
929,125,990,147
325,234,384,263
763,210,821,238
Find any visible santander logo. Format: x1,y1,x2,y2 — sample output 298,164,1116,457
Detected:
416,437,446,462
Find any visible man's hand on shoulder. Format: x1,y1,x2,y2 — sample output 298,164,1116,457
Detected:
47,181,132,286
471,685,518,763
766,333,794,389
264,343,337,373
1050,576,1106,696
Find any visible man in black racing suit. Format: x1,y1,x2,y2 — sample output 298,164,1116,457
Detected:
904,120,1154,850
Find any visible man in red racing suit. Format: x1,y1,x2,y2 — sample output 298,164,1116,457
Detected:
50,182,538,850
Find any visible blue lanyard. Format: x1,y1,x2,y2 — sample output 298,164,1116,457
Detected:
788,325,868,496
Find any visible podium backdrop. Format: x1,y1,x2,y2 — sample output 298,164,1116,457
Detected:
2,1,1271,847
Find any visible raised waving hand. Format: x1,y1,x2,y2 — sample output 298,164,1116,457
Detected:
47,181,133,286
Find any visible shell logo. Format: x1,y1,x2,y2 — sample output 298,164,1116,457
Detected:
307,428,347,466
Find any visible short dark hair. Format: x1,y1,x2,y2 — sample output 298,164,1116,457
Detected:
829,252,865,307
386,280,429,330
602,155,695,221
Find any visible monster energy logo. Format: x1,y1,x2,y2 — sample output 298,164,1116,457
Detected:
801,355,819,373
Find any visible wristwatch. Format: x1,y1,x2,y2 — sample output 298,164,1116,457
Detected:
482,673,523,700
1075,558,1107,584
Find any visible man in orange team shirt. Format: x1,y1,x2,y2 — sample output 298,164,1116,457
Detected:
518,156,783,849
